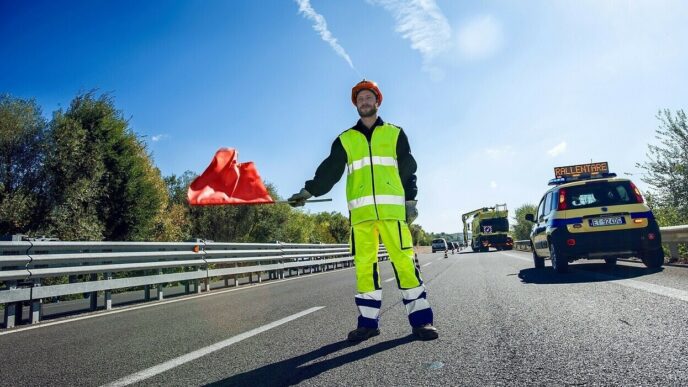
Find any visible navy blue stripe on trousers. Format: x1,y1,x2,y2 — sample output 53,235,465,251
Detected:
355,297,382,309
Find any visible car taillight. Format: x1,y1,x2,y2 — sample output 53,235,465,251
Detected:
558,188,567,210
629,181,644,203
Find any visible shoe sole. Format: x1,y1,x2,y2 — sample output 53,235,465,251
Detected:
347,330,380,342
413,331,439,341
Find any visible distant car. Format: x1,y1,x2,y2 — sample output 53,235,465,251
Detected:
527,164,663,273
431,238,448,253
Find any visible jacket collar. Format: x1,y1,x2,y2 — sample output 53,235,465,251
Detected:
354,116,384,133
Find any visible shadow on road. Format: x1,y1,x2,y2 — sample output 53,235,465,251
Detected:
518,263,663,285
204,335,415,386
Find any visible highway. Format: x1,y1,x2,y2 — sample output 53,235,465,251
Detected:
1,249,687,386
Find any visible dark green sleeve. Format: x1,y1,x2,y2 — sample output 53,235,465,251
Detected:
397,129,417,201
304,138,347,197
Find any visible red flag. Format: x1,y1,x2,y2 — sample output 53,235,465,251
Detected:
187,148,274,206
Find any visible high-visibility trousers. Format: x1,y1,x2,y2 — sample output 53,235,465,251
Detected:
350,219,434,329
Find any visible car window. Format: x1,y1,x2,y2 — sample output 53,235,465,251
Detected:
537,197,546,220
544,191,552,216
565,181,639,209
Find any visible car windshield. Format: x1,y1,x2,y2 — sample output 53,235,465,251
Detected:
565,181,639,209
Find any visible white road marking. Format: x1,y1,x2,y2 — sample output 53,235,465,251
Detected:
422,262,432,267
102,306,325,387
498,251,688,303
0,267,349,336
591,274,688,303
384,278,395,283
499,251,532,263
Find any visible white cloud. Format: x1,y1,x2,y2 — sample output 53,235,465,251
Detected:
369,0,451,74
151,134,168,142
296,0,355,70
456,15,503,60
547,141,567,157
490,180,498,189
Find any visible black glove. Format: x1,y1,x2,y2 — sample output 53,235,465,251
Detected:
405,200,418,224
288,188,312,207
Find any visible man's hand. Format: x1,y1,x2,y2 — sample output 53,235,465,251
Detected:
405,200,418,224
288,188,312,207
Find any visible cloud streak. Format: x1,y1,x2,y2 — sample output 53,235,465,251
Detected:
547,141,567,157
296,0,355,69
370,0,451,72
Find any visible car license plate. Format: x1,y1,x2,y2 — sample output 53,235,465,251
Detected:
589,217,625,227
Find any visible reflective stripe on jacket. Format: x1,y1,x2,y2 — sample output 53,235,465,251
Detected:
339,123,406,225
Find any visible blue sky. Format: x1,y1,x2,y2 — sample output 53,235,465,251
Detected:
2,0,688,233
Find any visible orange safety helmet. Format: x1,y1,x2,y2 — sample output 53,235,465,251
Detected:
351,79,383,106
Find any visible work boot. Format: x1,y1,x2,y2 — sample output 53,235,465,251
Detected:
347,327,380,342
412,324,439,341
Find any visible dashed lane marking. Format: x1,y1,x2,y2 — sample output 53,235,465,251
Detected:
102,307,325,387
422,262,432,267
384,278,395,283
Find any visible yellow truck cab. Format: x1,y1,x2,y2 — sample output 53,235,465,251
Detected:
525,162,664,273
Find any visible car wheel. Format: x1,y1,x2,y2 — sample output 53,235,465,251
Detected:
641,249,664,269
550,242,568,273
533,248,545,269
604,258,617,266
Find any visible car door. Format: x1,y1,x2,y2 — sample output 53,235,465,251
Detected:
532,193,549,257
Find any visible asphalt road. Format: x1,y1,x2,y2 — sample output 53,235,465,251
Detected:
1,249,687,386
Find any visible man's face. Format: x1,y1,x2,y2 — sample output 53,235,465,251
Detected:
356,89,378,118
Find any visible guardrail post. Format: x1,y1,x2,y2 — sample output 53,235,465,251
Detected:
195,279,202,293
3,280,18,328
145,281,151,300
105,272,113,310
204,277,210,292
89,274,98,311
224,276,229,287
157,269,164,300
31,278,42,324
184,281,190,294
669,243,680,261
233,274,239,287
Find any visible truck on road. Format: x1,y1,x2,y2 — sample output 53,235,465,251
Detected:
462,204,511,252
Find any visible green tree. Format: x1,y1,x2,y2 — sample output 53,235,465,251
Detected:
0,95,48,235
313,211,350,243
636,109,688,226
409,224,431,245
511,203,537,241
44,92,169,240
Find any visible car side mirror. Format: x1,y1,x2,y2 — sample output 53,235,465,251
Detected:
525,214,535,222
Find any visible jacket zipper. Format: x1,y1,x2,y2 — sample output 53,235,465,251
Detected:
367,134,380,220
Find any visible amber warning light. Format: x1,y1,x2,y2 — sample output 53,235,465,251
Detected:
554,162,609,179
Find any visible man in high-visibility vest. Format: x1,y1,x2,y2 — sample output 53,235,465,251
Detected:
289,80,438,342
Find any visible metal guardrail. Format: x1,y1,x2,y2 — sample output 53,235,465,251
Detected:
513,225,688,259
0,241,388,329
